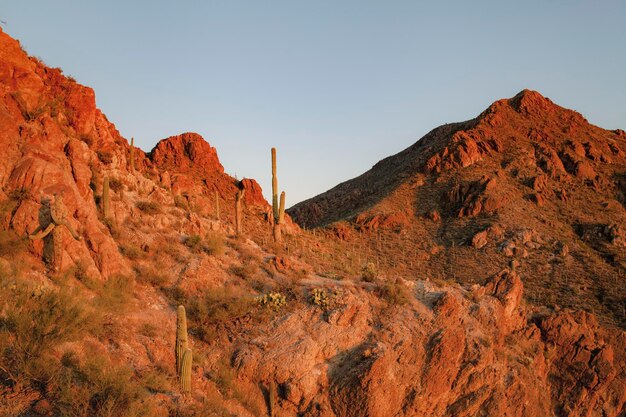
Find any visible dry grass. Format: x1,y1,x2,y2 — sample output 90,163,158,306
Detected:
136,201,161,215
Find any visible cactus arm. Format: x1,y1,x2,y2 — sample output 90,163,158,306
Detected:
29,223,55,240
58,220,81,241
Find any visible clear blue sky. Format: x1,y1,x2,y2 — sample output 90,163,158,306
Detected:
3,1,625,205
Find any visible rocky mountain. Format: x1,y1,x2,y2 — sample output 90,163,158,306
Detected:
0,27,624,417
289,89,626,328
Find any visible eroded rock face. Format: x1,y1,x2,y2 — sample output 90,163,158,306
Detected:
233,270,625,417
150,132,224,175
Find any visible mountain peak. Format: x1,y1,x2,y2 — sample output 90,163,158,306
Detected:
508,89,556,114
149,132,224,175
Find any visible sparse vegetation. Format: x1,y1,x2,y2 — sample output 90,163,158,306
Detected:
136,200,161,215
377,279,410,306
361,262,378,282
256,292,287,310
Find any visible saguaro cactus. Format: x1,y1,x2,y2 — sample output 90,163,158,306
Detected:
102,175,110,218
235,188,245,236
180,348,192,394
271,148,278,221
130,137,136,173
176,305,188,375
29,194,81,271
271,148,286,242
268,380,276,417
278,191,285,225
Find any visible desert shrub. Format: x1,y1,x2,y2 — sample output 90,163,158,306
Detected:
79,134,94,146
203,232,225,256
0,278,93,386
377,279,410,306
361,262,378,282
96,274,134,312
185,289,255,342
183,235,203,252
51,350,155,417
136,201,161,215
119,244,143,260
97,150,114,164
135,265,168,287
174,195,189,210
0,230,26,258
138,322,158,338
309,288,331,310
108,177,123,192
256,292,286,310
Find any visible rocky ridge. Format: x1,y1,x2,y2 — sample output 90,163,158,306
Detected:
0,27,624,417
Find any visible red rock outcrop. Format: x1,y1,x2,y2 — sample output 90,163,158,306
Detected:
233,270,625,417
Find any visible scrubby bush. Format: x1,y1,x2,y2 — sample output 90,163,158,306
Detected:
136,201,161,215
183,289,255,343
309,288,331,310
183,235,203,252
119,244,143,260
361,262,378,282
256,292,286,311
203,232,225,256
377,279,410,306
108,177,123,192
0,278,93,388
97,150,114,164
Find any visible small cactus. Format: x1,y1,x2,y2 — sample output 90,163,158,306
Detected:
180,348,192,394
176,305,188,375
102,175,110,218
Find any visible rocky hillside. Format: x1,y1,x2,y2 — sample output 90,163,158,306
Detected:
0,27,624,417
289,90,626,328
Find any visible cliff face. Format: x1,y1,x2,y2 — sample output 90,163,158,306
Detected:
0,27,624,417
0,27,269,281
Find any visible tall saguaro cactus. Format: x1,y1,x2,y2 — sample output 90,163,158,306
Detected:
176,305,188,375
130,137,136,173
271,148,286,242
180,348,192,394
102,175,110,218
271,148,278,221
235,188,245,236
